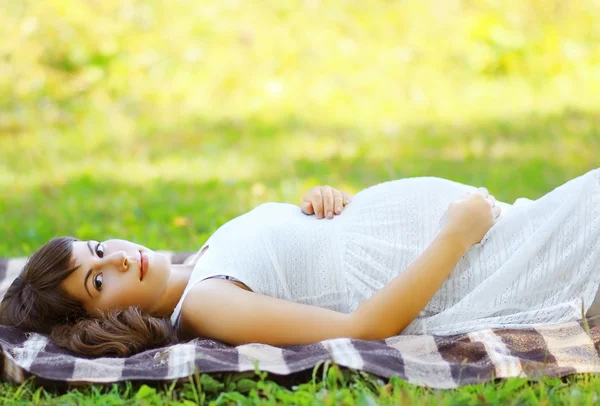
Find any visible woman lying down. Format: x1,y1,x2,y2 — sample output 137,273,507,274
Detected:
1,167,600,357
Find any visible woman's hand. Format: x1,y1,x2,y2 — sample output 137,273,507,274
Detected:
442,187,502,250
301,185,352,219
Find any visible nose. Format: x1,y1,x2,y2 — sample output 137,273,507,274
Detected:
102,251,132,272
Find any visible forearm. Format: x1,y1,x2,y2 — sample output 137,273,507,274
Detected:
350,229,469,340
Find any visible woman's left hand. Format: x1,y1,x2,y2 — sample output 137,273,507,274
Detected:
300,186,352,219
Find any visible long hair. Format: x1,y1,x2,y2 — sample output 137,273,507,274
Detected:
0,236,178,357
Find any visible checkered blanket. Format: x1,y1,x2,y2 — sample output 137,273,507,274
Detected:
1,253,600,389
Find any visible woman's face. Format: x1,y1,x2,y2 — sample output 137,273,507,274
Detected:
60,239,171,315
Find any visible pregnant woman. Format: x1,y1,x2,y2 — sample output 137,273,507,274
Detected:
1,168,599,357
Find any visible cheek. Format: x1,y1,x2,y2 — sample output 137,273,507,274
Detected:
100,277,142,304
102,283,153,311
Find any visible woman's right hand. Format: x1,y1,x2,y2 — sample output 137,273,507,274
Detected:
442,187,502,251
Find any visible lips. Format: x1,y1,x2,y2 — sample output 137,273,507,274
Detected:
139,251,148,281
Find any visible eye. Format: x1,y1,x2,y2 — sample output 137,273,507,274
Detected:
95,242,105,258
93,273,103,291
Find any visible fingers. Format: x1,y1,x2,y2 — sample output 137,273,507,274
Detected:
467,187,495,205
492,205,501,219
304,186,353,220
476,188,500,218
300,199,314,215
465,188,498,213
333,189,344,216
312,192,325,219
476,187,489,197
321,186,335,219
343,192,352,206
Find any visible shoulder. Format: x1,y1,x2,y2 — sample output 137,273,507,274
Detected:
178,278,242,340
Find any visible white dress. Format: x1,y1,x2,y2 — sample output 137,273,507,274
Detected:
170,167,600,336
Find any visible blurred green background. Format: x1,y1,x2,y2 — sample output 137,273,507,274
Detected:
1,0,599,257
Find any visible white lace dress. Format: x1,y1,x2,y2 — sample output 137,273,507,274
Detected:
170,167,600,336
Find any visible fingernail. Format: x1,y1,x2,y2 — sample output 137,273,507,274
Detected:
317,212,323,219
335,207,341,214
327,211,333,218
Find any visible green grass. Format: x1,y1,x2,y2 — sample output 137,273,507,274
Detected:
1,364,600,405
1,0,600,403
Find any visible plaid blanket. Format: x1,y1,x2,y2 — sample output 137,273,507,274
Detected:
1,253,600,389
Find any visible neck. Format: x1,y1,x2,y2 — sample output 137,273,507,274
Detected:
150,263,195,318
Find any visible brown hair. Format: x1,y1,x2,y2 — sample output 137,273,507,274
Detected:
0,236,178,357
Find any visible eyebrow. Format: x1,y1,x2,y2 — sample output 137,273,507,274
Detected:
83,241,94,299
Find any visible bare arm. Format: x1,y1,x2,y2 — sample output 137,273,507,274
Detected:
352,230,469,340
179,278,358,346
